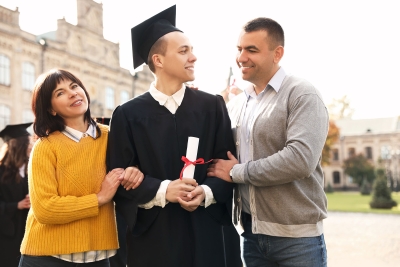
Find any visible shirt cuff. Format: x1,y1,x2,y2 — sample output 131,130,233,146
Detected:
200,185,216,208
231,163,246,184
138,180,171,209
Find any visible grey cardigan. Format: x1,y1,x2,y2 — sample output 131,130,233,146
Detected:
228,74,329,237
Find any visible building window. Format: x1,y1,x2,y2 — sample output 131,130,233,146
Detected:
105,87,115,110
365,146,373,159
333,171,341,184
120,90,129,104
22,62,35,90
23,109,34,123
0,104,11,130
348,147,356,158
332,149,339,161
0,54,10,86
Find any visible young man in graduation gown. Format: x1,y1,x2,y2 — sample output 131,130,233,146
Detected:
106,5,242,267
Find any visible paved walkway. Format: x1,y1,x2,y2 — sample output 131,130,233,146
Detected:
324,211,400,267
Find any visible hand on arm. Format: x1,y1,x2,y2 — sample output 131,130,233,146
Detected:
97,168,124,206
119,166,144,190
207,151,238,182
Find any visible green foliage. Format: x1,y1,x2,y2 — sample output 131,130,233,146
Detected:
326,192,400,214
343,154,375,186
369,171,397,209
360,179,371,195
325,182,334,193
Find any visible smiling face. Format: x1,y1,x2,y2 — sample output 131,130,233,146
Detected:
49,78,89,125
236,29,283,92
160,31,197,83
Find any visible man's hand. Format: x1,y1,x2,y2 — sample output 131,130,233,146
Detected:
177,186,205,212
166,178,198,203
119,166,144,190
207,151,238,182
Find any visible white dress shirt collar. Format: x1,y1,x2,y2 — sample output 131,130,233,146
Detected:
62,123,97,142
149,82,186,114
244,67,287,98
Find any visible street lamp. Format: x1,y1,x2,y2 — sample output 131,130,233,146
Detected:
38,38,47,73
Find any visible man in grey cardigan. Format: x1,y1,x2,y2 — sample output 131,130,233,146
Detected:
207,17,329,267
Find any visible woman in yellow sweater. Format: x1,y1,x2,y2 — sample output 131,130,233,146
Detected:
19,69,142,267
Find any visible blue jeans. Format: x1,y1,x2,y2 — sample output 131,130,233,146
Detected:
19,255,110,267
241,213,327,267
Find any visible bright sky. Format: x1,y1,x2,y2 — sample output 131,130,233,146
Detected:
1,0,399,119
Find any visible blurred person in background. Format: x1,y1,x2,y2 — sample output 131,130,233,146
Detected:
0,122,33,266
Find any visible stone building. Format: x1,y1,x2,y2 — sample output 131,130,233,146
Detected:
0,0,153,133
323,116,400,190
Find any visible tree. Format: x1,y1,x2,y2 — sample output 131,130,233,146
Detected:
370,169,397,209
325,182,334,193
343,154,375,186
359,179,371,195
322,120,340,166
327,95,354,120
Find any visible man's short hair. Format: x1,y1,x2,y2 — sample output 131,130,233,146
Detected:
147,36,168,73
243,18,285,49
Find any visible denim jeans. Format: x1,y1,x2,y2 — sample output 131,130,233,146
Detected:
241,213,327,267
18,255,110,267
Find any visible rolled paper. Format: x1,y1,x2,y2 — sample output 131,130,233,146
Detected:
182,137,199,179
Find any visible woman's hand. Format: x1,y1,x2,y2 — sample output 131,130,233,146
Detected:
97,168,124,206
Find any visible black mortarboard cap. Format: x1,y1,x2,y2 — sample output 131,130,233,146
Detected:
131,5,182,69
95,117,111,126
0,122,32,142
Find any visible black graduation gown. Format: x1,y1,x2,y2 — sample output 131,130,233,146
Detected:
0,166,29,267
107,88,242,267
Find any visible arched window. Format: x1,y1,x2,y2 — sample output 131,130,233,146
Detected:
333,171,341,184
0,54,10,86
22,62,35,90
120,90,129,104
0,104,11,130
105,87,115,110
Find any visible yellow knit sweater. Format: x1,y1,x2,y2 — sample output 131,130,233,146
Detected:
20,124,118,255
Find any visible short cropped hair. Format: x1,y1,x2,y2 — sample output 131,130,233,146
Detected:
147,35,168,73
243,18,285,49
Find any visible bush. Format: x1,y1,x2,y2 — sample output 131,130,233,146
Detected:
370,176,397,209
360,179,371,195
325,182,334,193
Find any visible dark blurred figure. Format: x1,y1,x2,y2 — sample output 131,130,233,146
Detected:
0,123,33,266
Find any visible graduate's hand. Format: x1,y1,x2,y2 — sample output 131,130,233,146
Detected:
97,168,124,206
166,178,198,203
207,151,238,183
177,186,205,212
119,166,144,190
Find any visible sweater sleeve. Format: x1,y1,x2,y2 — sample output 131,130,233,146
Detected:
29,140,99,225
233,92,329,186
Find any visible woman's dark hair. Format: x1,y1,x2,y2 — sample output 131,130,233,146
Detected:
31,69,97,137
0,135,30,184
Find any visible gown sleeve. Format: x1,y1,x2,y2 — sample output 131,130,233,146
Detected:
201,95,236,203
107,105,161,205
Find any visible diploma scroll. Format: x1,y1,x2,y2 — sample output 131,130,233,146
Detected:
182,137,199,179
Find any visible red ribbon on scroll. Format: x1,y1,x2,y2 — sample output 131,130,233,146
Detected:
179,156,213,179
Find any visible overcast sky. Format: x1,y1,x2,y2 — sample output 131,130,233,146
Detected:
1,0,399,119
